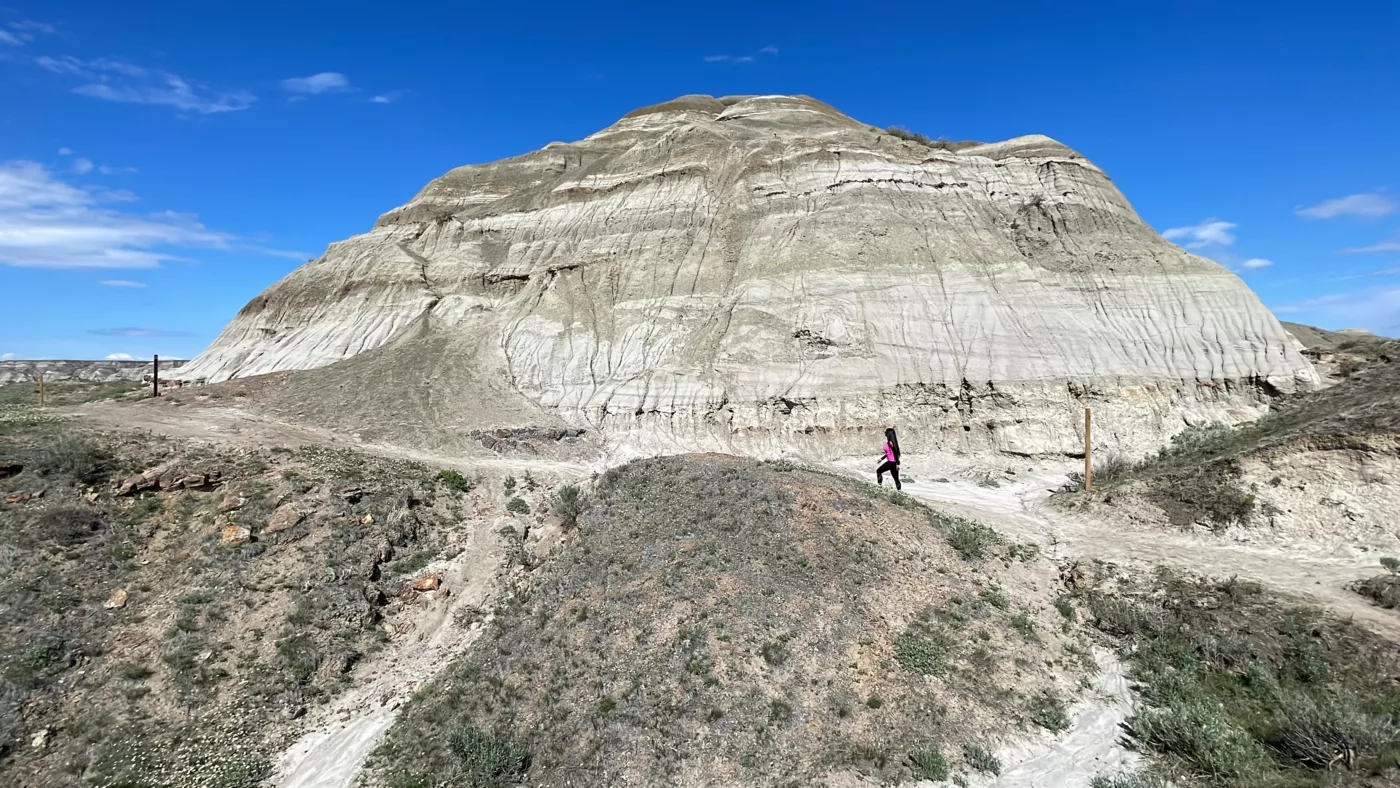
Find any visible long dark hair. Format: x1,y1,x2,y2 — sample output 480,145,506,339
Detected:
884,427,900,461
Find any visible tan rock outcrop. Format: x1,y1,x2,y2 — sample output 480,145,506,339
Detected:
176,94,1319,457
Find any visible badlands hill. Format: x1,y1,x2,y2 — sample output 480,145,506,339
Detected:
173,94,1317,458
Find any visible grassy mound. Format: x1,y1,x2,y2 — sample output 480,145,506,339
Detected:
0,415,478,787
366,454,1085,787
1057,339,1400,529
1073,565,1400,786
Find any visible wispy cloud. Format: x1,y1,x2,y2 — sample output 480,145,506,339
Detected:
1272,286,1400,334
0,18,55,46
90,328,193,338
1162,218,1237,249
72,157,94,175
704,45,777,64
281,72,353,96
99,164,138,175
0,160,292,269
0,353,16,360
369,90,406,104
1296,192,1396,220
104,352,134,360
1340,235,1400,254
1241,258,1273,269
37,55,255,114
99,279,147,287
1378,266,1400,276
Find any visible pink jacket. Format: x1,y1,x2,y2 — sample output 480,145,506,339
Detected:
883,443,897,463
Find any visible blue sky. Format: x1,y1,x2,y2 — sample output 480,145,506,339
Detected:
2,0,1398,361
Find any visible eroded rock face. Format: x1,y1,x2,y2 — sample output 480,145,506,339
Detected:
176,94,1318,457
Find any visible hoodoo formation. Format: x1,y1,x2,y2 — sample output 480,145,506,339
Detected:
175,94,1318,457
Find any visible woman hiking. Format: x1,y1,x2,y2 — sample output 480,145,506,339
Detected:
876,427,901,490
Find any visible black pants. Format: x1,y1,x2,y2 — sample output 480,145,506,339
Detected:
877,461,901,490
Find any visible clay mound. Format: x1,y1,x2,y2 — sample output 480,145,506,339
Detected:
175,93,1319,459
365,455,1085,787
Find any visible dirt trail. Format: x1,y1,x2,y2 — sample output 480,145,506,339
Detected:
272,512,507,788
835,457,1400,642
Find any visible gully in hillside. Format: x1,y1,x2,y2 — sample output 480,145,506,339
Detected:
876,427,902,490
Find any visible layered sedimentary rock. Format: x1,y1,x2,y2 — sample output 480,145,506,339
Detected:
0,359,184,385
176,94,1319,457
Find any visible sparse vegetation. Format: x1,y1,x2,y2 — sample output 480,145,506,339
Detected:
1028,690,1071,732
505,496,530,514
947,519,1000,559
438,468,476,493
963,743,1002,775
367,455,1072,786
909,746,949,780
1079,569,1400,786
553,484,585,528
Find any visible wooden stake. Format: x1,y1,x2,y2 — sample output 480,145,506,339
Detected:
1084,407,1092,492
152,354,160,398
37,373,45,408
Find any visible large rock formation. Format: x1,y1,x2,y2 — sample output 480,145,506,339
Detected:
175,94,1318,457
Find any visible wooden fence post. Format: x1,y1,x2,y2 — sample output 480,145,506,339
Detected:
153,355,160,398
37,373,45,408
1084,407,1092,492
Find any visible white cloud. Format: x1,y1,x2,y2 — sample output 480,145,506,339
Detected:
98,165,138,175
1378,266,1400,276
104,352,134,360
37,56,255,114
12,20,57,35
1272,287,1400,335
1,353,15,360
760,45,779,55
0,159,301,269
100,279,147,287
1162,218,1237,249
280,72,353,95
369,90,406,104
0,29,21,46
57,147,73,156
1241,258,1273,269
704,53,756,63
72,157,94,175
1340,238,1400,254
1296,193,1396,220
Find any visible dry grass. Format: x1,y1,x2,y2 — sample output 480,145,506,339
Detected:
366,454,1084,787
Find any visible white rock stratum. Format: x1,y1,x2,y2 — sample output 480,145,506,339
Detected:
175,94,1319,458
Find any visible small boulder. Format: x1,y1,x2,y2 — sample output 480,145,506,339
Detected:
30,728,50,751
265,504,304,534
361,513,375,525
103,589,129,610
219,494,247,513
220,524,252,546
411,572,441,592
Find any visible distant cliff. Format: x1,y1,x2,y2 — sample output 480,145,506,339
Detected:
0,359,186,385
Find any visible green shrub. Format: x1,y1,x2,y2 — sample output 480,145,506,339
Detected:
1054,596,1076,621
35,434,113,484
963,743,1001,775
946,520,999,559
866,695,884,709
895,625,952,676
1128,696,1268,779
1028,690,1071,732
445,725,529,787
439,469,476,493
1268,690,1397,770
505,497,530,515
909,746,949,780
1381,556,1400,574
1090,772,1169,788
553,484,585,528
1012,612,1037,641
980,587,1010,610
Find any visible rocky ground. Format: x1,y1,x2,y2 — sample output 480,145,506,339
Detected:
2,368,1399,787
